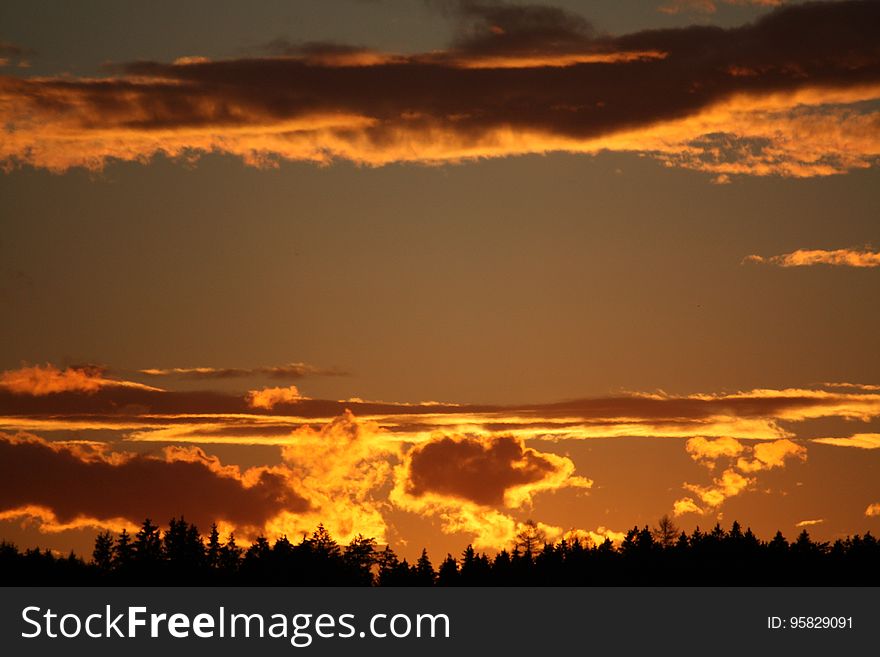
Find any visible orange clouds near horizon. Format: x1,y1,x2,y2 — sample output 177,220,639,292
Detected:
1,2,879,178
0,359,878,551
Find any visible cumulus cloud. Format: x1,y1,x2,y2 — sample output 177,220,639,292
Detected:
736,438,806,472
0,431,307,534
673,497,705,516
866,503,880,517
683,468,753,508
1,1,879,178
0,364,163,396
401,434,591,507
391,433,592,548
744,248,880,267
246,385,303,410
676,436,806,514
267,411,400,544
685,436,744,466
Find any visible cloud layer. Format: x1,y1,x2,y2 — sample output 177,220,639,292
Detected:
1,1,879,178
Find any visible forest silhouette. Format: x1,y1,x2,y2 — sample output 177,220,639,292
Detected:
2,516,878,586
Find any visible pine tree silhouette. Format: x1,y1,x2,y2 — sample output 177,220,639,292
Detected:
3,516,880,586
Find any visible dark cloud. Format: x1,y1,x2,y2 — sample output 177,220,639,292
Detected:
261,38,377,58
1,1,878,175
0,433,308,531
0,43,30,57
1,385,877,430
87,1,880,132
443,0,598,56
0,387,246,417
0,41,32,67
405,434,561,505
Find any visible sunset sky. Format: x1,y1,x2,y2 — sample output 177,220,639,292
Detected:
1,0,879,560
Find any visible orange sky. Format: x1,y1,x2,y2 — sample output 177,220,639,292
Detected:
1,0,879,559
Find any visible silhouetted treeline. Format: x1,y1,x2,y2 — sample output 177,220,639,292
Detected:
2,516,879,586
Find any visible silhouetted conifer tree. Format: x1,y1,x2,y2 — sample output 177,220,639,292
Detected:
92,530,114,573
414,548,435,586
437,553,459,586
206,523,221,570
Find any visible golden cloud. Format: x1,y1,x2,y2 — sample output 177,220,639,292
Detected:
268,411,399,544
673,497,705,516
0,413,402,545
246,385,303,410
0,364,162,396
684,468,753,508
390,433,592,549
812,433,880,449
685,436,745,466
744,248,880,268
677,437,806,514
736,438,806,473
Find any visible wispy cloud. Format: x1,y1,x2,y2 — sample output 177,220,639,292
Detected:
0,364,163,396
744,248,880,268
139,362,347,379
1,2,879,178
659,0,783,15
820,382,880,392
4,368,880,445
812,433,880,449
795,518,824,528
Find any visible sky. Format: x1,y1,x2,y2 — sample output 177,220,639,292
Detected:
1,0,879,560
